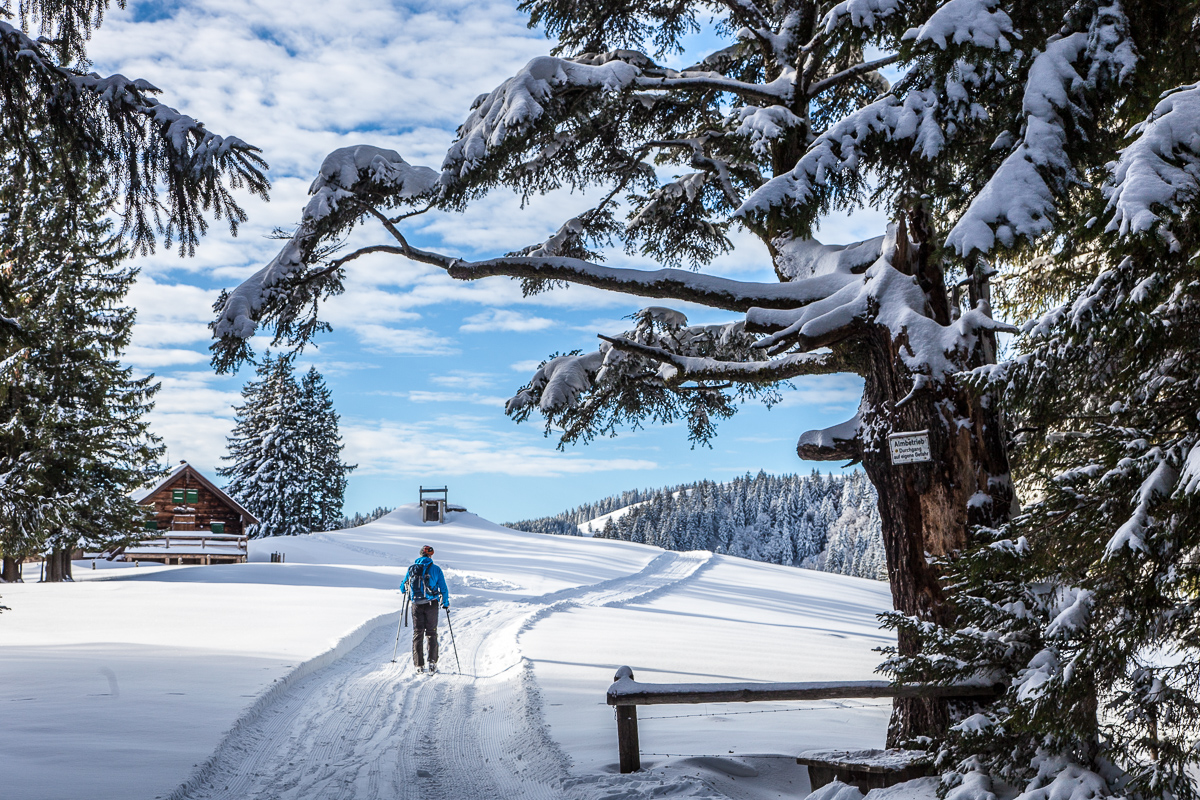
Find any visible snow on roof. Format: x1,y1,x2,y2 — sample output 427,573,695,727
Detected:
129,462,260,526
129,463,188,504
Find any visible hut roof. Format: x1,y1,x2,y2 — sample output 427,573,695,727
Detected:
131,462,261,526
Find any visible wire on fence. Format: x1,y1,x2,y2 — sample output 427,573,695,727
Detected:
636,700,893,721
641,752,799,759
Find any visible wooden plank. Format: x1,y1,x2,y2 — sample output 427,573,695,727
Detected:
612,667,641,774
607,678,998,706
616,705,640,774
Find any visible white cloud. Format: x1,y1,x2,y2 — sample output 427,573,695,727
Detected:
153,413,237,478
429,371,497,389
775,374,865,415
123,346,210,369
510,360,543,372
351,323,458,356
406,391,507,407
460,309,555,333
152,374,243,417
342,418,658,477
294,359,380,377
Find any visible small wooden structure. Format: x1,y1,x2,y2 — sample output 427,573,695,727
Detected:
419,486,468,523
605,666,997,777
115,461,259,565
796,749,931,793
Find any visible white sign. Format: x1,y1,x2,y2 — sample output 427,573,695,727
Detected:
888,430,932,465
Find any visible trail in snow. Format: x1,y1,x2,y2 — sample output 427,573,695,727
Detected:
173,550,712,800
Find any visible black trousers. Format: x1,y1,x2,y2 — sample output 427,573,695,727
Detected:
412,602,439,667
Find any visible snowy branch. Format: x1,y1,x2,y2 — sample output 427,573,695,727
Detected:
442,54,643,181
796,414,863,462
807,54,901,96
1,19,269,254
736,87,943,219
599,334,846,383
1104,82,1200,237
945,0,1136,256
634,71,793,104
211,146,436,351
437,254,859,312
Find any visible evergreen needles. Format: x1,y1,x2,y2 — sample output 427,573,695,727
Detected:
219,355,354,538
0,147,164,581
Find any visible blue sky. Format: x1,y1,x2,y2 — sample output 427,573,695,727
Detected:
90,0,887,523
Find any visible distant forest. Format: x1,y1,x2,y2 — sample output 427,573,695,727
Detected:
332,506,394,530
508,471,885,580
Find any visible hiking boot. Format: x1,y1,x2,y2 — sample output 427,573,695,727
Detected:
428,662,438,674
416,664,426,673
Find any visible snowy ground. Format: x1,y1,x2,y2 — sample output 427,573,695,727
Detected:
0,505,893,800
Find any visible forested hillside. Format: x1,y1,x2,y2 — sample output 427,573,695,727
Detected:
332,506,394,530
508,472,884,580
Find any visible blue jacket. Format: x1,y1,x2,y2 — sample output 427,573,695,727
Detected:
404,556,449,607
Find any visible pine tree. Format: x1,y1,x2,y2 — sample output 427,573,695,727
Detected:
884,4,1200,798
0,1,267,261
332,506,394,530
220,354,309,538
211,0,1176,742
299,367,355,532
0,150,164,582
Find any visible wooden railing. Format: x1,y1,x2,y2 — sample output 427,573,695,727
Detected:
136,534,248,552
605,665,998,774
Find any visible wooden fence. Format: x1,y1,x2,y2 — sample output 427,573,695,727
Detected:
605,665,998,774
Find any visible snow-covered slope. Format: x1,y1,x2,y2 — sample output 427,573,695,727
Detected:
576,498,650,535
0,504,892,800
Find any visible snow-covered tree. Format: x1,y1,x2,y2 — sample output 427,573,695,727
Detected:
2,0,266,580
512,470,885,577
0,0,267,259
206,0,1156,740
881,5,1200,800
220,354,309,538
298,367,355,532
0,154,164,582
332,505,393,530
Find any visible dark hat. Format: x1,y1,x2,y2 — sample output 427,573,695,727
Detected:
420,545,434,556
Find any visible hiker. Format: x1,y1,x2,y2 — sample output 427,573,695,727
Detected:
404,544,449,673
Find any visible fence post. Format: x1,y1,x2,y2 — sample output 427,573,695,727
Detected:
613,666,641,773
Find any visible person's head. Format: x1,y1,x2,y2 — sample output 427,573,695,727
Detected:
420,545,434,558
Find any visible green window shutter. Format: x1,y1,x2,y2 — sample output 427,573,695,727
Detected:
186,489,198,504
145,520,158,531
172,489,185,503
210,522,225,534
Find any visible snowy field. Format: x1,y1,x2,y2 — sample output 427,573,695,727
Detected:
0,506,893,800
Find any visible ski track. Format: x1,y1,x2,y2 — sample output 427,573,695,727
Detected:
173,550,712,800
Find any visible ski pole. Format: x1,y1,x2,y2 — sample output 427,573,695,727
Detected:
443,607,462,674
392,594,409,663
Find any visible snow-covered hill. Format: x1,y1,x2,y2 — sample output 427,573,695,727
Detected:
0,504,893,800
577,498,651,535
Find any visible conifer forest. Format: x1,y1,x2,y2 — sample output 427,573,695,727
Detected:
510,471,886,580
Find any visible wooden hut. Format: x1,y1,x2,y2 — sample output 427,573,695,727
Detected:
120,461,259,565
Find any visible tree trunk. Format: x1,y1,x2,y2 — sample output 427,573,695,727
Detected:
43,549,73,582
857,220,1013,746
1,556,21,582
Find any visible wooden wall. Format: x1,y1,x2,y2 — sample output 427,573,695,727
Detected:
141,469,247,538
